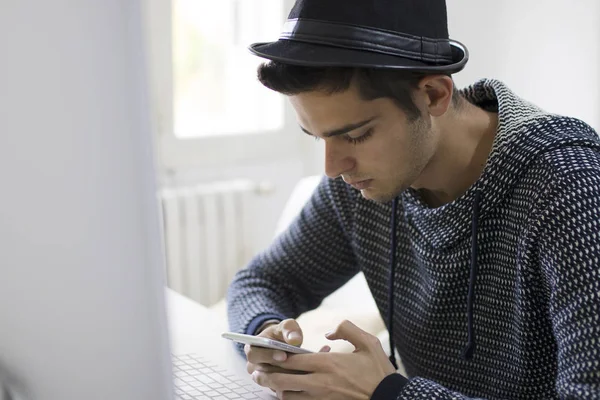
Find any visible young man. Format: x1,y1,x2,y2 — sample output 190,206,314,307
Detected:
227,0,600,398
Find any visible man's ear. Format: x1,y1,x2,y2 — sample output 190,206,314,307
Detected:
415,75,454,117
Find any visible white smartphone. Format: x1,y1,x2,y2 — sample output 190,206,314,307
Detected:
221,332,313,354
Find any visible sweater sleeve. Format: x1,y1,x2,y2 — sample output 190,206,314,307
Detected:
226,176,360,349
537,168,600,399
371,168,600,399
372,376,485,400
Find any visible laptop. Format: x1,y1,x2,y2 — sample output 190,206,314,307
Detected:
0,1,274,399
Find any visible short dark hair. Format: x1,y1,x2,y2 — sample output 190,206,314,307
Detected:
257,62,462,122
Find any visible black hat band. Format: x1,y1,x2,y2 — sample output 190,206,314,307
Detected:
279,18,454,65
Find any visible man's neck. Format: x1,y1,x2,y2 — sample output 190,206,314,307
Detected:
413,102,498,208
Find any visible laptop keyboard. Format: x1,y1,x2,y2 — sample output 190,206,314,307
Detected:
172,354,272,400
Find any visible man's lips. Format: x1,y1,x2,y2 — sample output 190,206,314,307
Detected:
346,179,373,190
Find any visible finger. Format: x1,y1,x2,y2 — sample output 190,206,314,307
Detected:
276,352,333,372
275,319,303,345
247,345,288,365
255,364,311,375
318,345,331,353
255,363,290,373
251,371,312,392
325,319,376,351
279,391,310,400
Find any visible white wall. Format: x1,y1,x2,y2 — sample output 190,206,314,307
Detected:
448,0,600,130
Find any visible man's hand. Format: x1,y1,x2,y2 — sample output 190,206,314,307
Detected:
250,320,397,399
245,319,322,376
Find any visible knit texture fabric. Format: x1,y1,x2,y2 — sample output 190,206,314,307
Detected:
227,79,600,399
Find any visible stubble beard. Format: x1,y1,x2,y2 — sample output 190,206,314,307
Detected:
363,116,433,204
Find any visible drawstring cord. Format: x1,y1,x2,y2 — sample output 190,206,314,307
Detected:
462,189,481,360
388,197,399,370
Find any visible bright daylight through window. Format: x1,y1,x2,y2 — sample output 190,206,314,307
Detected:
172,0,285,138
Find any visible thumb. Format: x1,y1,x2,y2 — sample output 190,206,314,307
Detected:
325,320,372,350
318,345,331,353
277,319,304,346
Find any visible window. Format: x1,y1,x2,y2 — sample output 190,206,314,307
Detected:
172,0,284,138
145,0,308,170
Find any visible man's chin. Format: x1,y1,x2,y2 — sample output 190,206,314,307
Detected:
359,187,397,203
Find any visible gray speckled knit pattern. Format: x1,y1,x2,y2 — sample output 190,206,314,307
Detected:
227,79,600,399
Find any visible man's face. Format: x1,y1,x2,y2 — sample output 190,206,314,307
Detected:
290,83,436,203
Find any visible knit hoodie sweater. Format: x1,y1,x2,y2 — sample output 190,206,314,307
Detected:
227,79,600,399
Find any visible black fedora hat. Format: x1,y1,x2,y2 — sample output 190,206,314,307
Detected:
249,0,468,74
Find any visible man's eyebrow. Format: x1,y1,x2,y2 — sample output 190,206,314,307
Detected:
300,117,377,138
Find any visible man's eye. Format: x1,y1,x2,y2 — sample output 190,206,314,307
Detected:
345,128,374,145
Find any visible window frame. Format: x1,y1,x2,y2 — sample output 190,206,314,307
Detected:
143,0,308,171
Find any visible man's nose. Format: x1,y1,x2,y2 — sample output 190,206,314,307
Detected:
324,141,355,179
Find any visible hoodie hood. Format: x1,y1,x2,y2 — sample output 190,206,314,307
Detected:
400,79,600,250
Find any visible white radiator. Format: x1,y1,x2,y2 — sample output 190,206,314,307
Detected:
159,180,270,306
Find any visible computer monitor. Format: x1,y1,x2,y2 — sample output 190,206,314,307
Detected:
0,1,173,399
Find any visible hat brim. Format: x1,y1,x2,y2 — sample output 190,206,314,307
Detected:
249,39,468,74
